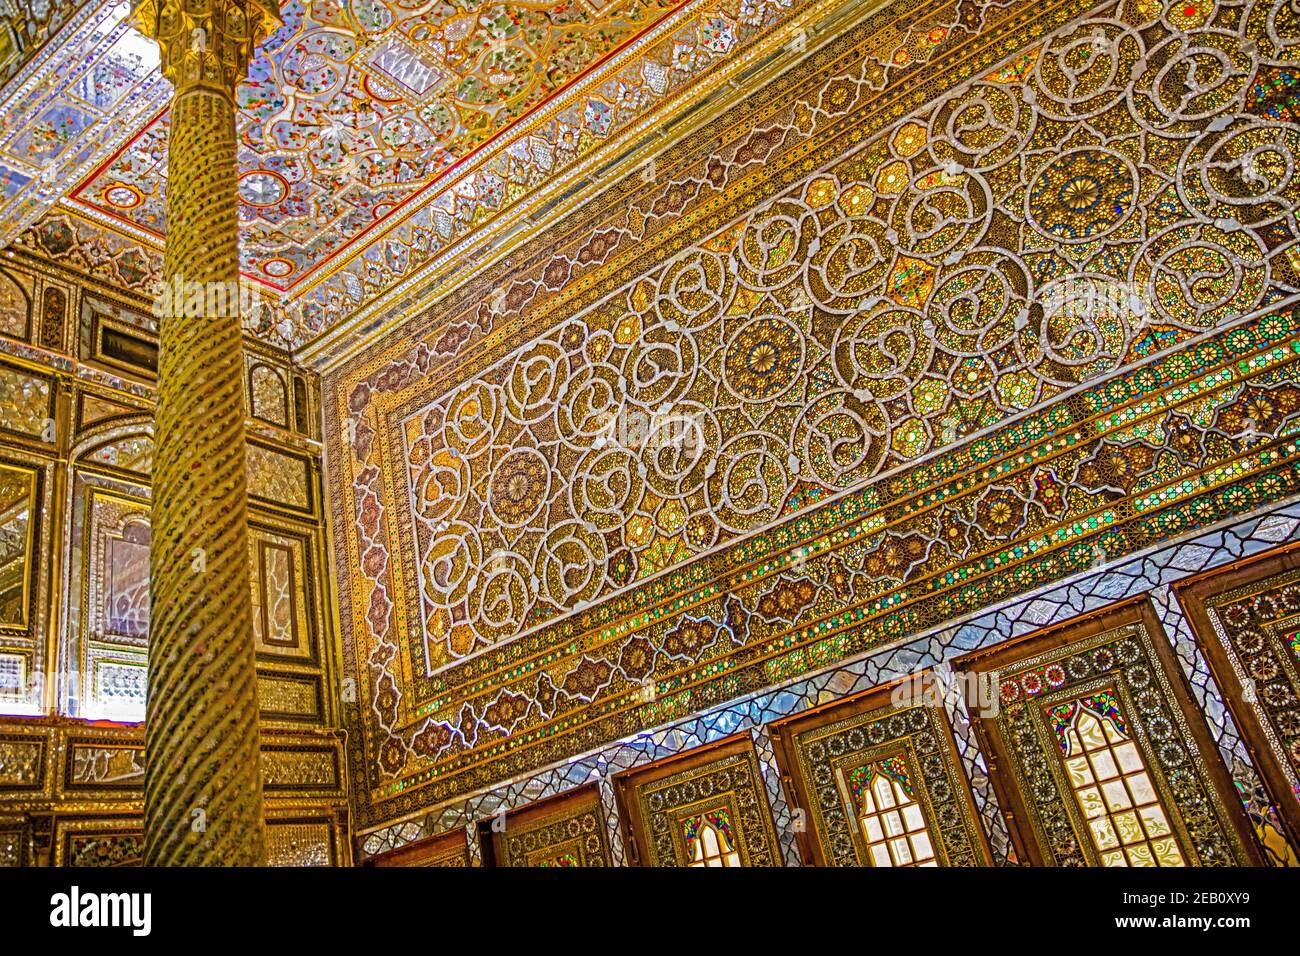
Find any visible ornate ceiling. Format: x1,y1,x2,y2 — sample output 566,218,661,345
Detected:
0,0,817,351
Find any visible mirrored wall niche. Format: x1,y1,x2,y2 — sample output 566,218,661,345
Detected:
62,419,153,720
0,359,53,715
0,464,35,631
0,268,34,346
58,413,332,727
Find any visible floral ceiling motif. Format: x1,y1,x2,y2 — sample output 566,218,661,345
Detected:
2,0,818,349
73,0,687,288
324,0,1300,828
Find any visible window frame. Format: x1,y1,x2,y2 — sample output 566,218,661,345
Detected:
611,732,781,867
954,596,1263,866
770,674,992,866
1174,542,1300,858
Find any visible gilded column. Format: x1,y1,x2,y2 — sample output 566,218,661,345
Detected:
132,0,281,866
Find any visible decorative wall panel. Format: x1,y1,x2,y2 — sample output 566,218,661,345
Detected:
0,268,32,340
250,523,318,661
36,301,336,728
264,818,337,867
957,598,1260,865
260,744,341,794
0,463,35,631
0,822,28,866
770,676,991,866
64,740,144,792
613,734,782,866
327,0,1300,831
359,496,1300,867
0,254,348,863
0,363,51,439
0,721,346,802
1175,544,1300,861
249,362,289,428
0,732,47,793
76,392,146,432
486,784,611,867
0,451,50,715
369,827,469,867
52,815,340,866
56,818,143,867
0,717,349,865
247,442,311,513
257,673,324,723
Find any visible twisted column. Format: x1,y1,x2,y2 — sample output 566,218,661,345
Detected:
133,0,281,866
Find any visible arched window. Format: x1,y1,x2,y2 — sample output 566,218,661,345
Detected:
846,756,936,866
685,811,742,867
1052,693,1185,867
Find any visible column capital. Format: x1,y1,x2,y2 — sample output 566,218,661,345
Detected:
132,0,281,95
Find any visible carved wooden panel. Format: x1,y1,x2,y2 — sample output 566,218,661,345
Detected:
485,784,610,867
368,827,470,867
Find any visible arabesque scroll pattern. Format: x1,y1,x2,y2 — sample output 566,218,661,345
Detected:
361,496,1300,865
398,0,1300,662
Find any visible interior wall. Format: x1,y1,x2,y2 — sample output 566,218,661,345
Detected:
320,0,1300,842
0,249,349,866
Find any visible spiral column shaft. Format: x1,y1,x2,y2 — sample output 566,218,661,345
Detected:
132,0,282,866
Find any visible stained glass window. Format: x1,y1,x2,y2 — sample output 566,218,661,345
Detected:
685,811,742,867
960,602,1257,864
1049,692,1184,867
615,735,782,866
843,756,937,867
